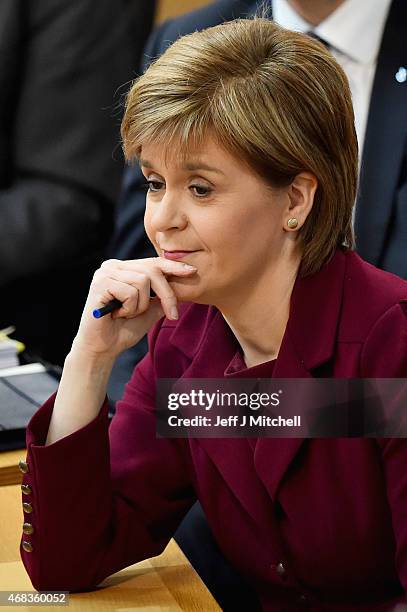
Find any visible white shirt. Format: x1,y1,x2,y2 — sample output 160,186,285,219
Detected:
272,0,392,159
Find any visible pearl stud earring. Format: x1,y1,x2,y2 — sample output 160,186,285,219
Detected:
287,218,298,229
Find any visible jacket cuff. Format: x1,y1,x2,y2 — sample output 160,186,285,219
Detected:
25,392,110,449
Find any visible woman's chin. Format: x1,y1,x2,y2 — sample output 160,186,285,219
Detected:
169,278,207,304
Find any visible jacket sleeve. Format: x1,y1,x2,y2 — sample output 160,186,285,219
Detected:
20,318,196,592
360,300,407,610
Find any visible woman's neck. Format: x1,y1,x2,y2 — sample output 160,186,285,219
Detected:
217,253,301,367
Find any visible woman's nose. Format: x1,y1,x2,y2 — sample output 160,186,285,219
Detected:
150,191,188,231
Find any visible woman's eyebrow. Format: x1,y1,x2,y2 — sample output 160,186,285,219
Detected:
138,159,153,169
139,158,225,175
182,162,226,175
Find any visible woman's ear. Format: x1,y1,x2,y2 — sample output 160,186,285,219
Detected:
284,172,318,230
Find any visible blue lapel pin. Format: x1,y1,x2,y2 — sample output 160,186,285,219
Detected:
395,67,407,83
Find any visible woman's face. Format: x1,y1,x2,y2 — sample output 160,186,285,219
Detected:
141,135,297,306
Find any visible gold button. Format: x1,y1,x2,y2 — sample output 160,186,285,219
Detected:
22,523,34,535
21,484,32,495
19,460,29,474
22,541,33,553
23,502,33,514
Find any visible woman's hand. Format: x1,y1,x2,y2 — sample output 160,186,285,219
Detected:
71,257,197,359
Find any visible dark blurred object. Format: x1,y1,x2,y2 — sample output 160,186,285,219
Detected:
0,349,61,451
0,367,59,451
174,501,262,611
0,0,156,365
107,334,148,407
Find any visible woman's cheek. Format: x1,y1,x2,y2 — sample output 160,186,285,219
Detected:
143,215,158,252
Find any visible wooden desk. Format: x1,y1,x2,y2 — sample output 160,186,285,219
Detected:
0,449,25,486
0,484,220,610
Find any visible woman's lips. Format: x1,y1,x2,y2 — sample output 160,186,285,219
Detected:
163,250,199,260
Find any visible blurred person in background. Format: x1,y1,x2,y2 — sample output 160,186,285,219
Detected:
0,0,156,366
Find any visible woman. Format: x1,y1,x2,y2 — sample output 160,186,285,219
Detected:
20,18,407,610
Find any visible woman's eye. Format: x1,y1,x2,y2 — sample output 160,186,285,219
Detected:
191,184,212,197
143,180,164,193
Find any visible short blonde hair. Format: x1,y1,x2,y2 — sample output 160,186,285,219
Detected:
121,17,358,277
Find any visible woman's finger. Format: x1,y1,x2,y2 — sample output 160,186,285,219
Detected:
146,257,198,320
102,268,179,320
95,256,197,320
104,269,151,316
118,256,197,278
92,277,141,318
148,269,190,320
119,257,197,320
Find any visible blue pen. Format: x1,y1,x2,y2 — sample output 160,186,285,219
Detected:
92,299,122,319
92,289,157,319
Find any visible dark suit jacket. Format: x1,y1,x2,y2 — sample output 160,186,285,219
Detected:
110,0,407,280
21,249,407,609
0,0,156,364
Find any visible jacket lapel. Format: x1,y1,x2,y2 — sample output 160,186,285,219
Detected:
170,307,274,523
253,249,347,499
169,249,348,515
355,0,407,266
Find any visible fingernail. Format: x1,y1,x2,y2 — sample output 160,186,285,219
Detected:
182,264,197,270
170,306,179,320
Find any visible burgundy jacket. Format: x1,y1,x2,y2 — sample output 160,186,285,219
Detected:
21,248,407,611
